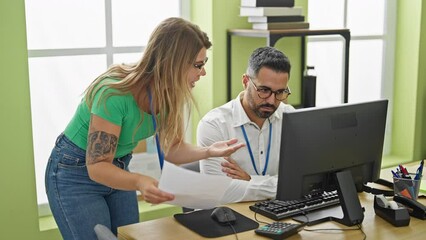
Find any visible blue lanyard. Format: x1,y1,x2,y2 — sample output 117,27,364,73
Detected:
240,122,272,176
148,89,165,170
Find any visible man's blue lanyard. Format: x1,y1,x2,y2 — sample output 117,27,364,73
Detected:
148,89,165,170
240,122,272,176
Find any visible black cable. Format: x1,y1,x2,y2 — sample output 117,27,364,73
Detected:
358,224,367,240
225,213,239,240
227,221,239,240
253,210,272,225
299,210,367,239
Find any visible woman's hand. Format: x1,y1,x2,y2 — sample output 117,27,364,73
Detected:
207,138,245,158
136,175,175,204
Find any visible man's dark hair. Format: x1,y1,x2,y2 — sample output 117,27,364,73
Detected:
246,46,291,78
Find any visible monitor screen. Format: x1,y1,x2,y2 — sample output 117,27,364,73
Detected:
276,100,388,201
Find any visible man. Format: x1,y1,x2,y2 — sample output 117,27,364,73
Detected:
197,47,295,203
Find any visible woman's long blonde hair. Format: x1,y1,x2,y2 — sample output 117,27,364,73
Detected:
84,17,212,154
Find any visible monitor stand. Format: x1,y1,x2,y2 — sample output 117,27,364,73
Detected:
293,205,343,226
293,170,365,227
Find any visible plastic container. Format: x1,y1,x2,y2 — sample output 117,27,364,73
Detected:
393,174,422,200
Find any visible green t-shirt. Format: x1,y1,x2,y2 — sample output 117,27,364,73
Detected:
64,79,155,157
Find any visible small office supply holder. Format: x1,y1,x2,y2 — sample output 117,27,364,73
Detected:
393,174,422,200
374,195,410,227
293,170,364,226
389,162,426,220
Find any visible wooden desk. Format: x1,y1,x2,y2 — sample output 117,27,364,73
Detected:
119,164,426,239
118,193,425,240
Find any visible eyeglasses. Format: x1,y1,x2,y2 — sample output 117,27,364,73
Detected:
248,76,291,101
193,57,208,73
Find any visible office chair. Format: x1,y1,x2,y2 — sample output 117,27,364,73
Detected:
94,224,117,240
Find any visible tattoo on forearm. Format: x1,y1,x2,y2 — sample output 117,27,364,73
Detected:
87,131,118,163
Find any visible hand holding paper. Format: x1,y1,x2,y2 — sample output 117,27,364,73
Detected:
158,161,232,209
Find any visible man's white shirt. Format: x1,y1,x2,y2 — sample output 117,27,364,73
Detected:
197,94,295,203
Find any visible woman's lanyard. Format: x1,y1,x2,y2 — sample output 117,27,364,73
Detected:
240,121,272,176
148,89,165,170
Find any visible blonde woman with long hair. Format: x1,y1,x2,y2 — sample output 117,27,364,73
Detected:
45,17,244,239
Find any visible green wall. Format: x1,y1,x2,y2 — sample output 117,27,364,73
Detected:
389,0,426,165
415,1,426,161
0,1,61,239
1,0,425,239
421,2,426,160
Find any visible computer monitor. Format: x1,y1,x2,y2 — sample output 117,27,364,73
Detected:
276,99,388,201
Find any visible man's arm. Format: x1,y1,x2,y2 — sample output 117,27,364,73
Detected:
220,176,278,203
198,117,277,203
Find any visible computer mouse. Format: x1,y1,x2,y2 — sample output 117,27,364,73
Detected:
210,207,237,225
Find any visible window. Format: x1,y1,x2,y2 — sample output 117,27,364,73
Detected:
25,0,185,214
307,0,396,154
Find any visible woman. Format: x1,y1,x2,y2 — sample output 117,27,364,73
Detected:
45,17,244,239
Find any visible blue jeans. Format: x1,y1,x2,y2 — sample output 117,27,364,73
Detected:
45,134,139,240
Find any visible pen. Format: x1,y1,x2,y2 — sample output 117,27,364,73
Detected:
414,159,424,180
399,164,409,177
391,170,400,178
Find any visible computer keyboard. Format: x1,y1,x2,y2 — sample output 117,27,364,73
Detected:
249,190,340,221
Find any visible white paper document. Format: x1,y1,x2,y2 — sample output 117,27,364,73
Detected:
158,161,232,209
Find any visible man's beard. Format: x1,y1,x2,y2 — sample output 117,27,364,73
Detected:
247,90,277,119
253,103,277,119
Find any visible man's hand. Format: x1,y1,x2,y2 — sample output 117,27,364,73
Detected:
222,156,251,181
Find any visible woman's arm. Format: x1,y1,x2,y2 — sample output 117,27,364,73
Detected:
86,114,174,203
165,138,245,164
